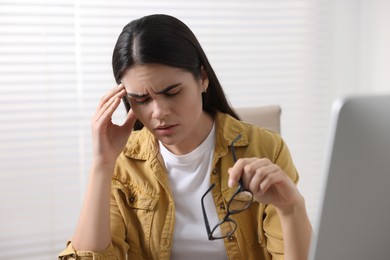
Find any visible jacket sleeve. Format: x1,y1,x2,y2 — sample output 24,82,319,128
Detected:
58,241,117,260
262,204,285,260
58,186,129,260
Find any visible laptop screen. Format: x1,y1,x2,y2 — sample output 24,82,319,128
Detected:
309,94,390,260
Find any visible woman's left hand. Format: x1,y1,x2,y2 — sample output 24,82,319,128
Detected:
228,158,302,212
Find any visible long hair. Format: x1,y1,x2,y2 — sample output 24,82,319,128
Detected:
112,14,239,129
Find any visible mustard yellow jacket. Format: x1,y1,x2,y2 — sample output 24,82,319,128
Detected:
59,112,298,260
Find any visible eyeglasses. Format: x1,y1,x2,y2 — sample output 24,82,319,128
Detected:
201,134,253,240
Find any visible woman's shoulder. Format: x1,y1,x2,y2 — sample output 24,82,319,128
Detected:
216,112,285,159
216,111,282,142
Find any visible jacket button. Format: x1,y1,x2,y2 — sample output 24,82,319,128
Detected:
129,196,135,203
228,235,235,242
219,203,225,210
212,169,218,175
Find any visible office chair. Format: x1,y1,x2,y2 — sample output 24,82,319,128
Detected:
235,105,281,134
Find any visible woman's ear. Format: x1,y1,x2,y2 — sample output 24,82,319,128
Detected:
200,66,209,92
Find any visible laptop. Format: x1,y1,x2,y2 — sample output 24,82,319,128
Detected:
308,94,390,260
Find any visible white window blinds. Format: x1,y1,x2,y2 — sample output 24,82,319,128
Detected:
0,1,329,259
0,1,81,259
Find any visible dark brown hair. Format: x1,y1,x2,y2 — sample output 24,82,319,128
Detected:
112,14,239,129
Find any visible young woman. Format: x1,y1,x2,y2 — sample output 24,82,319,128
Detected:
59,14,312,260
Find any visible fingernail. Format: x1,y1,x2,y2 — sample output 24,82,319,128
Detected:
228,179,234,188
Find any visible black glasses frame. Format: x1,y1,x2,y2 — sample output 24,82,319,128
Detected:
201,134,253,240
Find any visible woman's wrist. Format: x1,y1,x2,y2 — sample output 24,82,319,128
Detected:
274,194,306,217
90,160,116,179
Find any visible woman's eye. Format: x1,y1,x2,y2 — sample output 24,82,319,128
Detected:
166,90,180,96
135,97,150,104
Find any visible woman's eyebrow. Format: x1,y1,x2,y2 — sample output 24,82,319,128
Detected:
155,83,181,94
126,83,181,98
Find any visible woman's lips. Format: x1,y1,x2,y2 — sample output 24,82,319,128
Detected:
154,124,178,136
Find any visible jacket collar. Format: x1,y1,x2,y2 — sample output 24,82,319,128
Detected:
123,111,249,159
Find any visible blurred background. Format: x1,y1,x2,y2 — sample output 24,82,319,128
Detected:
0,0,389,259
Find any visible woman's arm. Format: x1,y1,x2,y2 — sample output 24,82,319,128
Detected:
72,84,136,252
72,163,114,251
275,195,312,260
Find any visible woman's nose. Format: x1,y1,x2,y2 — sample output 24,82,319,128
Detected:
151,100,170,119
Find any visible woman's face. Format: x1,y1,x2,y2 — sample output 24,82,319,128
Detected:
121,63,212,155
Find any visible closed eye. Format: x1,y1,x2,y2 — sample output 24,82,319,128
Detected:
166,89,180,97
134,97,151,104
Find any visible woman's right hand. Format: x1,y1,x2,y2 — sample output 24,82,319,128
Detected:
91,84,137,167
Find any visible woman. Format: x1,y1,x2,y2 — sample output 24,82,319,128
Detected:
59,14,312,260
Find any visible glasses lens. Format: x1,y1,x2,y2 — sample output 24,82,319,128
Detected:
228,191,253,213
212,219,236,239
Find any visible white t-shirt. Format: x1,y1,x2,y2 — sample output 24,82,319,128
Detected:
159,123,227,260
